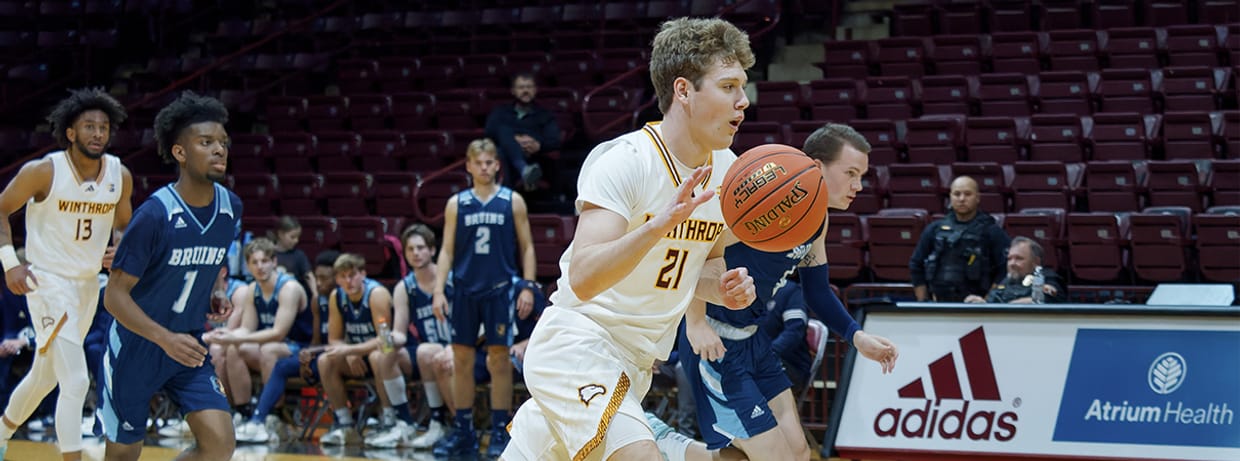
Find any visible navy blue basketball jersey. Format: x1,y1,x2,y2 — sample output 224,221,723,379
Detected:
252,273,296,331
335,278,383,344
111,184,243,336
317,293,330,339
707,225,821,328
401,272,452,345
452,187,519,294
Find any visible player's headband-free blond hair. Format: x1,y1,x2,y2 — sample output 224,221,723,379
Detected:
466,138,498,161
333,253,366,273
650,17,755,114
243,237,278,261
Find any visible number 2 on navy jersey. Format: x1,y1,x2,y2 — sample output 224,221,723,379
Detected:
656,248,688,290
171,270,198,313
474,226,491,254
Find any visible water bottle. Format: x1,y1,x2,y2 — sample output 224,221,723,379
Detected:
377,318,395,353
1030,266,1045,304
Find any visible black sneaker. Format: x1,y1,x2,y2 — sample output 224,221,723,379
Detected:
521,163,543,191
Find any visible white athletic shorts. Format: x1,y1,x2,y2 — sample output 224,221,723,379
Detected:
504,307,656,461
26,267,99,349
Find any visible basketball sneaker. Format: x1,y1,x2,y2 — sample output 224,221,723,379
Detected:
319,425,362,446
410,420,446,449
365,420,417,448
432,426,478,457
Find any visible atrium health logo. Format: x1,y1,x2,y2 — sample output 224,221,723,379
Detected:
1148,352,1186,395
873,326,1020,442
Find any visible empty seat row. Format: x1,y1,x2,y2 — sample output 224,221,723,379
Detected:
737,112,1239,165
891,1,1239,36
826,206,1240,285
838,160,1240,215
755,69,1237,124
819,25,1239,78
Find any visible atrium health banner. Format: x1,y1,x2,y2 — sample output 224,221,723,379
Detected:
831,312,1240,461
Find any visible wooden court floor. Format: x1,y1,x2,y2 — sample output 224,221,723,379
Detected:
8,435,843,460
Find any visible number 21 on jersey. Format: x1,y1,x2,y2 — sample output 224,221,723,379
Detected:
656,248,688,290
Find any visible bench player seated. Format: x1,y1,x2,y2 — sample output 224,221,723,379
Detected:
204,237,308,422
313,253,404,446
364,223,452,448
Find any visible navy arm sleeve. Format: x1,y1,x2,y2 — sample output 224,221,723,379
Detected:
798,264,860,343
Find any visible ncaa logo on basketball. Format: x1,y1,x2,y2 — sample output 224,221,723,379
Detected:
873,326,1020,442
1148,352,1186,395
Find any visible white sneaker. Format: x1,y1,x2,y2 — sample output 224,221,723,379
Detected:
157,419,191,438
263,415,284,444
236,421,269,443
365,420,417,448
319,425,361,446
410,420,446,449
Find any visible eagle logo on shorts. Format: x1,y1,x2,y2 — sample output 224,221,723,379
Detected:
40,316,56,330
578,384,606,407
211,376,227,398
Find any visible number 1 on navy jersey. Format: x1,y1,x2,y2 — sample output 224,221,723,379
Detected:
171,270,198,313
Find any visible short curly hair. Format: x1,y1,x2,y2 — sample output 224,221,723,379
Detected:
46,87,127,149
153,91,229,164
650,18,755,114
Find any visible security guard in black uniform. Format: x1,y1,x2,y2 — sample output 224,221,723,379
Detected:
910,176,1011,302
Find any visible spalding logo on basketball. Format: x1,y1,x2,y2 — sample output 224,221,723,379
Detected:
720,144,828,252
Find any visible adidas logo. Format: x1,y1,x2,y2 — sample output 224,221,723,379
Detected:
750,406,765,419
84,184,95,192
175,217,187,229
874,326,1019,442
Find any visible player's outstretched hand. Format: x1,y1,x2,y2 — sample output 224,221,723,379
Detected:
853,331,899,374
719,267,755,310
432,292,449,323
159,332,208,368
687,317,726,362
4,264,38,295
650,166,715,234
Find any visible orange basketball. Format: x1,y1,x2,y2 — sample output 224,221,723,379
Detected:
720,144,828,252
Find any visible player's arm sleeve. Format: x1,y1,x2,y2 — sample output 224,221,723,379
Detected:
797,265,860,343
908,223,937,287
770,288,808,357
574,141,641,219
111,202,164,278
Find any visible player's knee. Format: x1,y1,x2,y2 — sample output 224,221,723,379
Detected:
59,372,90,397
485,349,511,373
197,435,236,461
316,354,334,372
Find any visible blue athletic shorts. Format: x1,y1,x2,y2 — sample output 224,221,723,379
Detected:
99,333,229,444
449,283,514,347
679,328,791,450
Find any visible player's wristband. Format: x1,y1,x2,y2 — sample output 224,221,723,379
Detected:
0,245,19,271
517,279,541,292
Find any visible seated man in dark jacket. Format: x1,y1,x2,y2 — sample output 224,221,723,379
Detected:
966,236,1067,304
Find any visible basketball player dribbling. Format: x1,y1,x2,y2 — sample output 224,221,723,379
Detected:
503,18,759,461
0,87,132,461
99,92,241,461
675,124,899,461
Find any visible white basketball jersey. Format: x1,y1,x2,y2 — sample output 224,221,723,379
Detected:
549,122,736,364
26,151,123,278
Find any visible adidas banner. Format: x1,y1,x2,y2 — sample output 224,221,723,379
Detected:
827,307,1240,461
